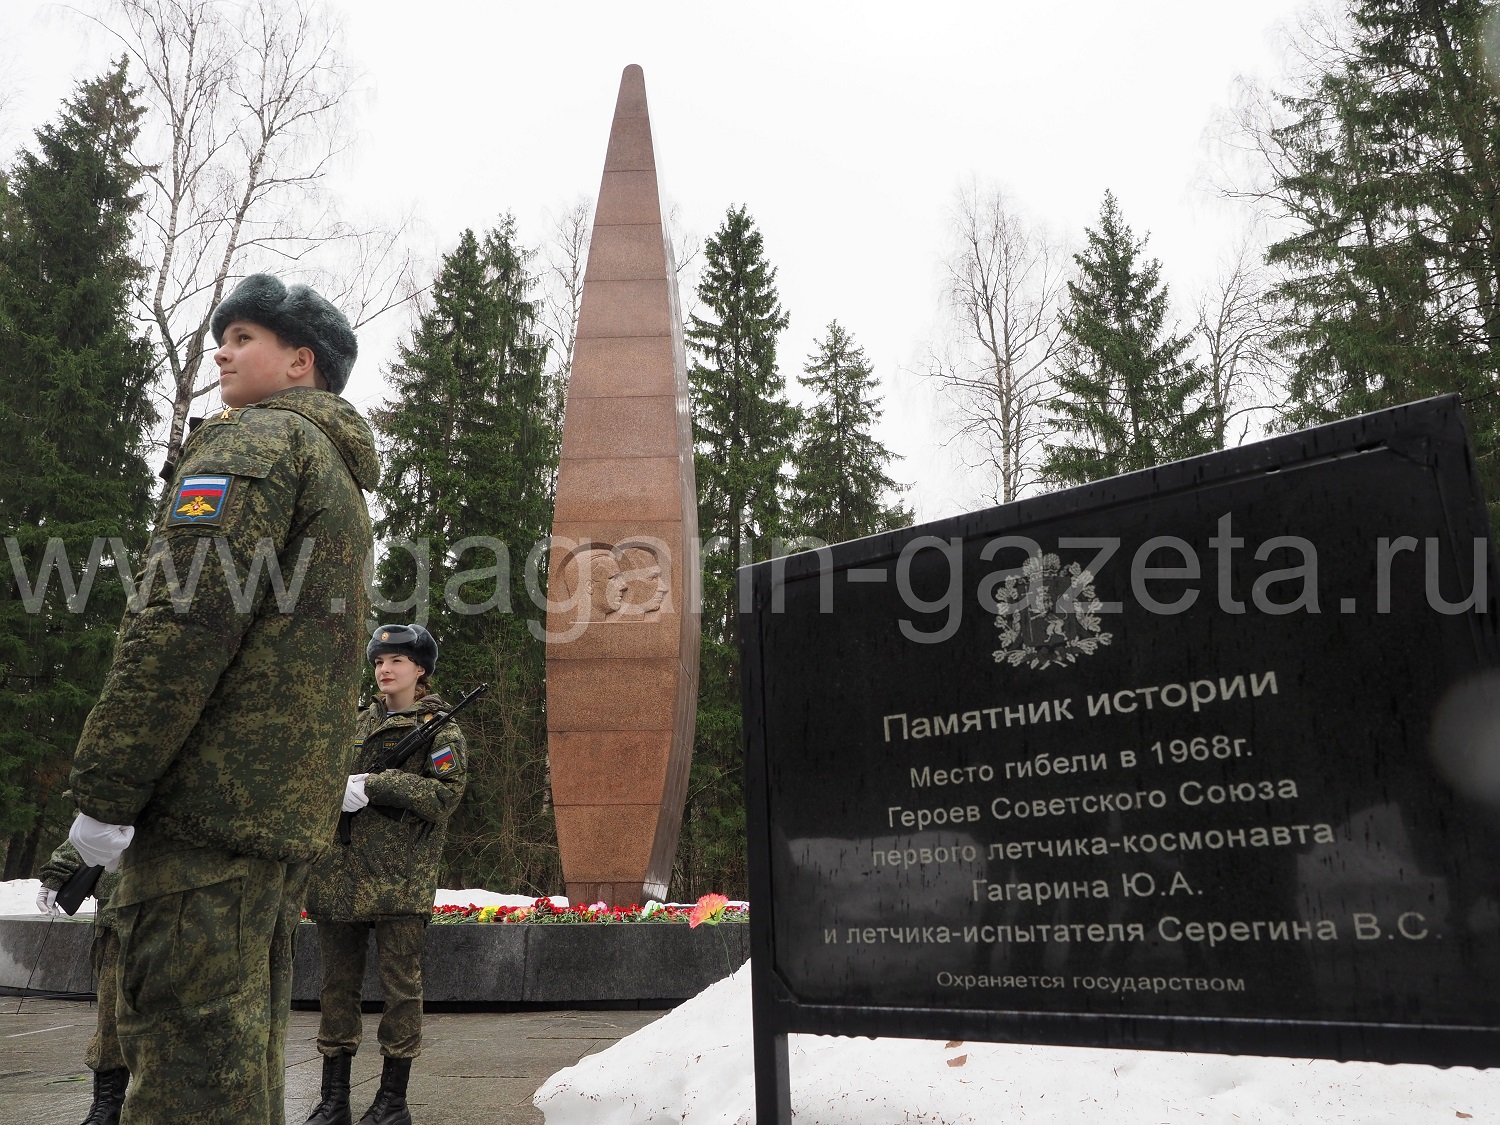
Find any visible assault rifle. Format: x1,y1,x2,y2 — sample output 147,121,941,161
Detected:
337,682,488,846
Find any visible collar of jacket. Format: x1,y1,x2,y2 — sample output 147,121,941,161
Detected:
373,693,451,723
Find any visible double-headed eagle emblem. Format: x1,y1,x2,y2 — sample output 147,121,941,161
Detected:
992,553,1113,670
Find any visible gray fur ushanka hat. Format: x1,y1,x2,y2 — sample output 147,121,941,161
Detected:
210,273,358,395
367,623,439,675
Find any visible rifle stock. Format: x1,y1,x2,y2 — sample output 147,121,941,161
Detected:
55,862,103,916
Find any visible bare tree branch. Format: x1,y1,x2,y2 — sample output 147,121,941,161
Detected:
924,179,1066,504
538,195,591,382
78,0,415,476
664,198,701,325
1204,1,1357,224
303,209,426,331
0,44,23,161
1192,237,1285,447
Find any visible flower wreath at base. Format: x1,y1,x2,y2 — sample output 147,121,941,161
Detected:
427,893,745,926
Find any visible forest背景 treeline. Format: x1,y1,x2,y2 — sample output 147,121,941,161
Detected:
4,0,1494,901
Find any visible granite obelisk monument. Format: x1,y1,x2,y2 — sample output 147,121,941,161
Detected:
544,65,701,906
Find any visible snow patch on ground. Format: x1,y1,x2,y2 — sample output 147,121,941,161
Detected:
0,879,564,918
433,888,570,909
11,876,1488,1122
534,961,1500,1125
0,878,95,916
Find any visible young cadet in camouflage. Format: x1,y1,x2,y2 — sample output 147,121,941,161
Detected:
38,840,127,1125
302,623,466,1125
66,273,378,1125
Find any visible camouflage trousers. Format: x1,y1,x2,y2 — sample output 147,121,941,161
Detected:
314,915,426,1059
88,922,124,1072
113,831,308,1125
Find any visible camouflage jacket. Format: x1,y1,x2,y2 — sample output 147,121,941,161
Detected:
303,695,467,920
38,839,120,929
69,388,379,864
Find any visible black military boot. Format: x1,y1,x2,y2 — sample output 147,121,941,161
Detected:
304,1052,353,1125
79,1066,128,1125
356,1056,412,1125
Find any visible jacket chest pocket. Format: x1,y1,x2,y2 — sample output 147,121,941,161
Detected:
356,727,405,772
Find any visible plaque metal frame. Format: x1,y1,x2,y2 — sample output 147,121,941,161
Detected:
740,396,1500,1123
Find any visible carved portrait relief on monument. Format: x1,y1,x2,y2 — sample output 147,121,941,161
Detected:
550,538,672,641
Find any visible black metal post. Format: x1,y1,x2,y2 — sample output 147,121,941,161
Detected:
752,1023,790,1124
741,564,793,1123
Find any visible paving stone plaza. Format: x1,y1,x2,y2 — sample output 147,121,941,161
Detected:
0,996,664,1125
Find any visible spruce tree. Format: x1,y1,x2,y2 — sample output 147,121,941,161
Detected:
1043,192,1213,486
682,204,795,897
371,218,562,894
1261,0,1500,515
0,60,157,877
689,205,797,594
789,321,910,543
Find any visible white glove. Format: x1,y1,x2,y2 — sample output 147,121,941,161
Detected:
342,774,370,812
68,812,135,871
36,886,59,915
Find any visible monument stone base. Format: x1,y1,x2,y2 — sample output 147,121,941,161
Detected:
566,880,666,908
0,915,749,1007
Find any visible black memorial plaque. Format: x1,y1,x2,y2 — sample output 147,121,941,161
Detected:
740,397,1500,1122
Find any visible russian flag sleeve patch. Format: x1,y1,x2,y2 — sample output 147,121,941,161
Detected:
429,745,459,777
167,475,233,526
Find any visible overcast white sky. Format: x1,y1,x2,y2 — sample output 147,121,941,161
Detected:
1,0,1311,523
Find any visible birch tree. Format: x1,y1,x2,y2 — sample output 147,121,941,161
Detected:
927,181,1065,504
538,195,591,383
1194,242,1282,448
90,0,415,473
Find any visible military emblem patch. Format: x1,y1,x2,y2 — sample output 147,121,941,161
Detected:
168,475,232,525
429,745,457,776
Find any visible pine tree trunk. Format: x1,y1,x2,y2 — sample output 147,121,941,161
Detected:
2,824,42,881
